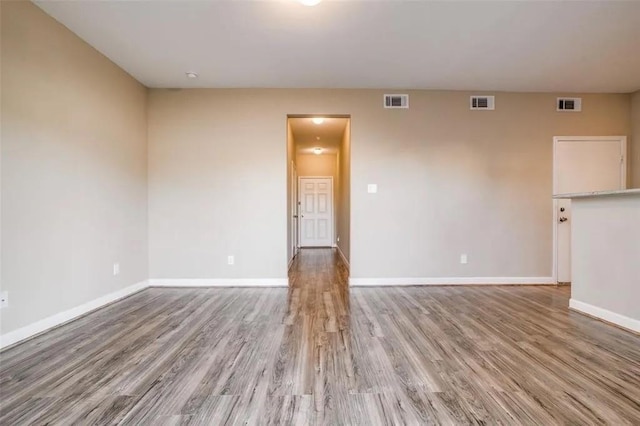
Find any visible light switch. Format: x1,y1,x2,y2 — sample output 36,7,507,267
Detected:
367,184,378,194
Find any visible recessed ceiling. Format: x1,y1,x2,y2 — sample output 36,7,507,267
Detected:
290,117,348,155
35,0,640,93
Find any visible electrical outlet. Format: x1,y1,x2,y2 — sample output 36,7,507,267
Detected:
227,255,234,265
1,291,8,308
367,184,378,194
113,263,120,276
460,254,468,264
337,236,340,242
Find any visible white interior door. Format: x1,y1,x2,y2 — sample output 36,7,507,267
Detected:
299,177,333,247
553,137,626,283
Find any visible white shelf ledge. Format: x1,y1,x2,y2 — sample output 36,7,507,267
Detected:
553,188,640,199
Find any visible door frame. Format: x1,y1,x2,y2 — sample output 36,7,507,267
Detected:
298,176,334,248
291,161,299,258
551,136,627,283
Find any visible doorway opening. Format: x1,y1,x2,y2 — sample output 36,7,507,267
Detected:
286,115,351,281
552,136,627,284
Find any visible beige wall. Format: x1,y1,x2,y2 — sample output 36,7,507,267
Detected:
147,89,630,281
337,122,351,263
296,154,337,178
148,90,287,279
1,2,148,335
632,91,640,188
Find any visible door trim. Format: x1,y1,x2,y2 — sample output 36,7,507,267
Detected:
290,161,299,265
551,136,627,283
298,176,334,248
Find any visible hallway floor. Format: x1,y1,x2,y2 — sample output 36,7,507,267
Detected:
1,248,639,424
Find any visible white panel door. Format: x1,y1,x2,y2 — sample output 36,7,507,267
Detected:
299,177,333,247
554,137,626,283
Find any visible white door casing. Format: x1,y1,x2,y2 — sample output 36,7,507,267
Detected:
299,177,333,247
553,136,626,283
291,162,299,258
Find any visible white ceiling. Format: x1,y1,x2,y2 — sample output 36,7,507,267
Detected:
35,0,640,93
290,117,348,155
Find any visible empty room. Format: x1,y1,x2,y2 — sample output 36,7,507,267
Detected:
1,0,639,424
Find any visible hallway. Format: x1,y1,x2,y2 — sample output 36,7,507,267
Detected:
1,249,639,424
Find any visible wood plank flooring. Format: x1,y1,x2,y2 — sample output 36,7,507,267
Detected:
1,248,639,424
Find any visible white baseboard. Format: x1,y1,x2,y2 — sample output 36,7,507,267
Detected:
0,276,289,349
149,278,289,287
336,246,350,269
569,298,640,334
0,280,148,350
349,276,555,286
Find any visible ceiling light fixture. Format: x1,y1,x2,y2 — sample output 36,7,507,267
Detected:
312,117,324,125
313,147,323,155
299,0,321,6
186,72,198,79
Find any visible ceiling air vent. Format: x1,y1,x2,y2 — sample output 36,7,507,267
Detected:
470,95,495,110
557,97,582,112
383,94,409,109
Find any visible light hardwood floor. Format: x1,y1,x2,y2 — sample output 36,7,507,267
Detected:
1,248,639,424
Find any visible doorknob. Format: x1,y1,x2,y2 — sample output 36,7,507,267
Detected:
559,217,568,223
